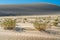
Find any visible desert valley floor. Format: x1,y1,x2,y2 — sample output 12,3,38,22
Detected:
0,15,60,40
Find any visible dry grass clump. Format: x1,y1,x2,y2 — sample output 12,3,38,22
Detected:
1,18,16,30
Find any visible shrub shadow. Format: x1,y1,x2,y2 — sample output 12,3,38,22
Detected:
41,30,60,35
14,27,25,32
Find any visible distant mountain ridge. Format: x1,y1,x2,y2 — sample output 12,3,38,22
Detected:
0,3,60,16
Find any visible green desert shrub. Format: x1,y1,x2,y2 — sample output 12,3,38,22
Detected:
1,18,16,30
33,20,47,31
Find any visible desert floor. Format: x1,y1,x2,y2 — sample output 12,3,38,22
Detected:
0,23,60,40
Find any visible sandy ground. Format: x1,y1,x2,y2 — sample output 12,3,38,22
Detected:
0,27,60,40
0,29,60,40
0,23,60,40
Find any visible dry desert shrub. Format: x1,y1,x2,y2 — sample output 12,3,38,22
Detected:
1,18,16,30
33,20,47,31
52,18,59,26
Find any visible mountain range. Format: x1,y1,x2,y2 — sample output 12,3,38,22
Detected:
0,3,60,16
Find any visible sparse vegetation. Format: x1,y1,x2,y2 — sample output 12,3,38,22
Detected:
53,18,58,26
1,18,16,30
33,19,47,31
23,18,28,23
